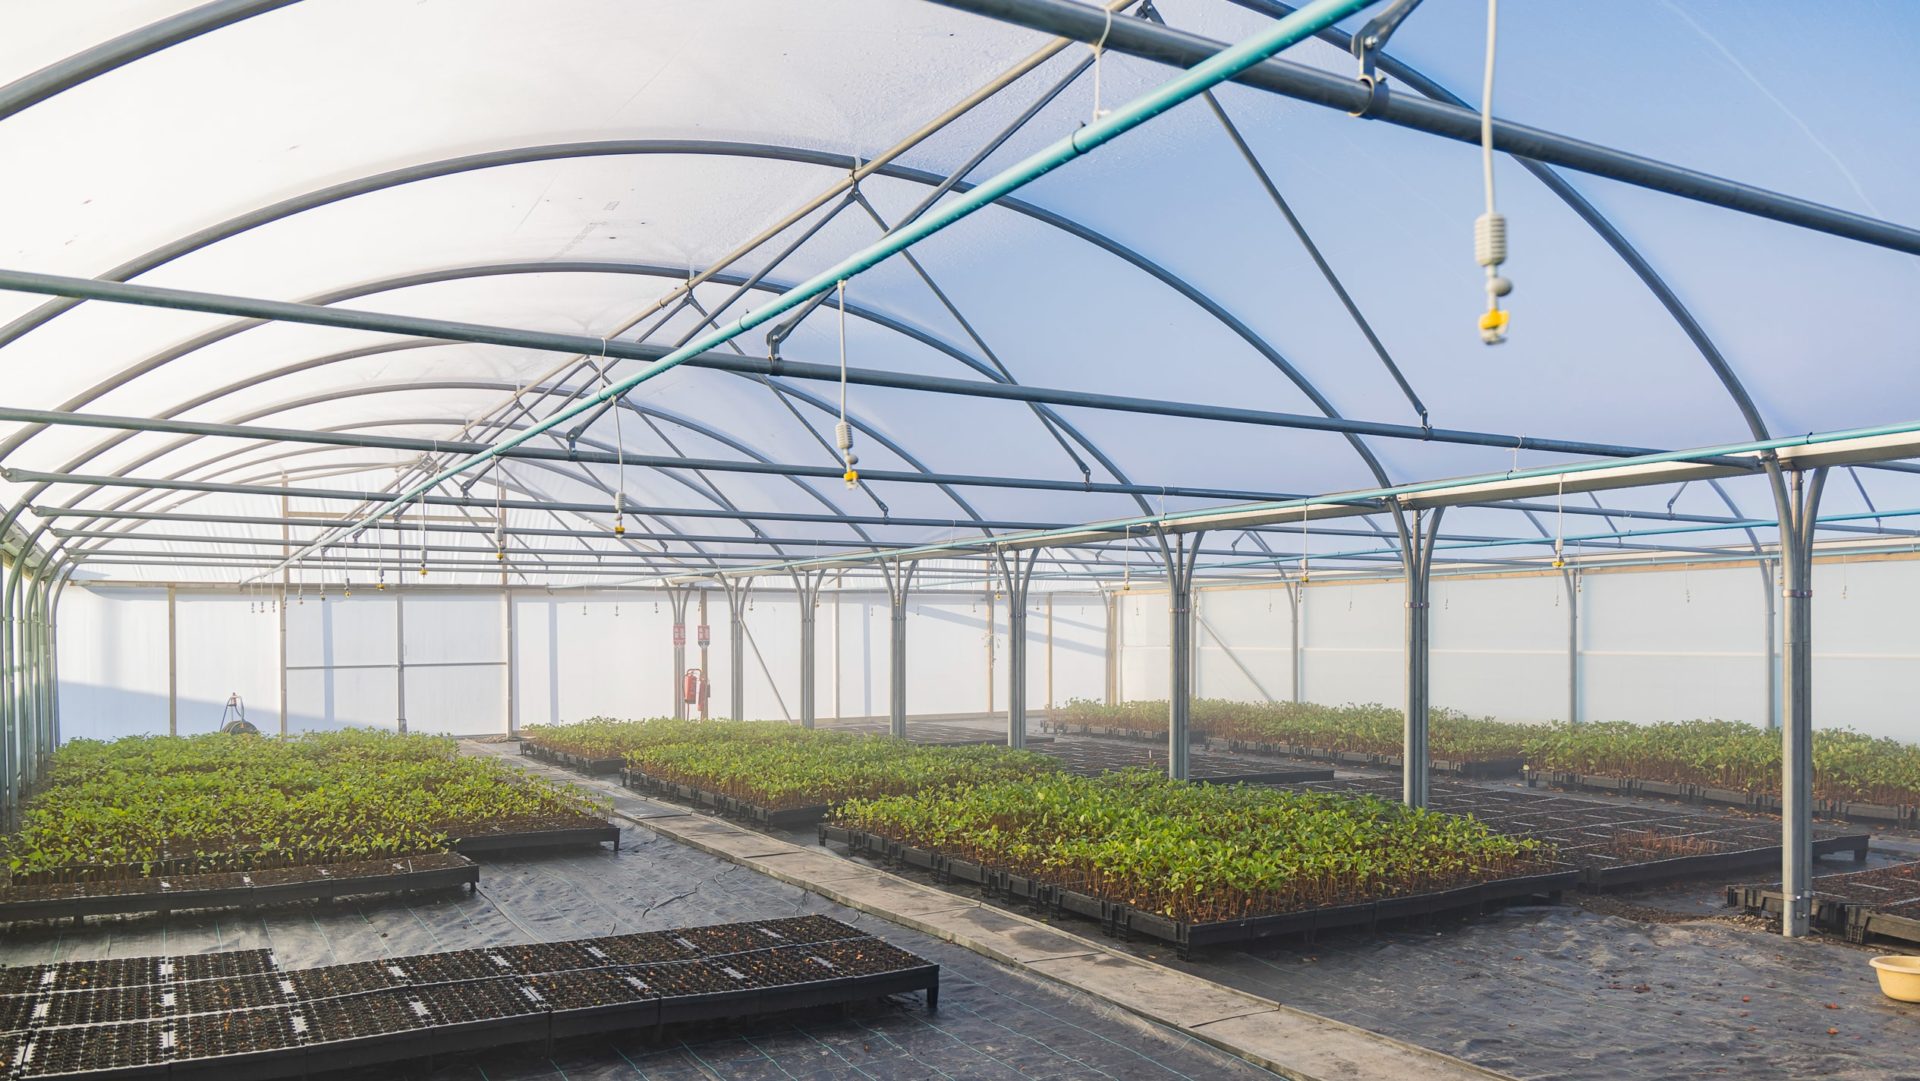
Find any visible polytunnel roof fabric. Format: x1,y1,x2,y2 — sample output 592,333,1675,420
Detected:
2,0,1918,585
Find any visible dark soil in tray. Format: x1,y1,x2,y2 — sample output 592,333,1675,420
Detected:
171,949,278,984
25,1019,165,1073
173,1005,304,1057
33,983,163,1028
398,948,516,984
177,971,287,1014
304,989,435,1041
33,956,159,992
1801,861,1920,907
522,968,656,1010
285,959,409,1001
594,931,706,965
428,977,542,1023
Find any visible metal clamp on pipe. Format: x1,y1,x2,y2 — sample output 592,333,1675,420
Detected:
1348,0,1420,117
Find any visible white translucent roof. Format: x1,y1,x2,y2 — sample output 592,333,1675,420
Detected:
3,0,1917,586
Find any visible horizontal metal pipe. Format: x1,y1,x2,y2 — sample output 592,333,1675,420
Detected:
50,526,923,549
0,297,1711,464
0,405,1278,502
8,469,1063,531
932,0,1920,257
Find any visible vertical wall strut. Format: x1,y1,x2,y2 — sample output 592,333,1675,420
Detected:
166,584,178,737
793,569,827,729
1288,581,1304,702
879,560,918,738
1103,589,1119,705
1396,506,1445,808
394,587,408,734
1564,568,1580,724
720,577,754,721
667,585,692,720
1780,467,1827,938
992,548,1042,749
1157,529,1206,781
1761,557,1780,730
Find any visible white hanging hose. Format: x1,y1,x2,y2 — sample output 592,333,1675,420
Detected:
1299,503,1311,583
1091,5,1114,120
1475,0,1512,344
835,280,858,488
1553,474,1566,568
603,338,626,535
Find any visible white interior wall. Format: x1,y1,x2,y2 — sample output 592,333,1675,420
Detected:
53,556,1920,743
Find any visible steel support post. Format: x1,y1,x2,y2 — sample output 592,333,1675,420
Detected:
1288,581,1303,703
668,586,692,720
394,587,407,734
1780,467,1827,938
721,578,753,721
166,584,177,736
1397,506,1444,808
880,560,918,738
1762,558,1780,730
1564,568,1580,724
1103,590,1118,705
1158,530,1205,781
793,570,826,729
992,548,1041,749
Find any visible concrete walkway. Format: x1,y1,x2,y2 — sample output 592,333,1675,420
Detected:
480,743,1514,1081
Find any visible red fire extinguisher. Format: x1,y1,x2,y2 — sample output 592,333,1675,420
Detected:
683,668,709,717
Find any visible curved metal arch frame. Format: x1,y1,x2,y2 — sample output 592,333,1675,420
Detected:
39,374,1017,581
0,139,1402,501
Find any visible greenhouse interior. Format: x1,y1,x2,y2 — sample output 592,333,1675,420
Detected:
2,1,1918,1078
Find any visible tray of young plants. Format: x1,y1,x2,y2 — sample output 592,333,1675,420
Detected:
1283,774,1869,890
1521,720,1920,825
519,719,638,775
0,731,614,923
0,916,935,1080
1032,740,1333,785
600,719,1059,827
1727,861,1920,946
1050,699,1534,777
822,770,1572,954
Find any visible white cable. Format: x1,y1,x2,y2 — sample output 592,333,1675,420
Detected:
835,280,858,488
1474,0,1511,344
1091,5,1114,120
1481,0,1498,217
602,337,626,534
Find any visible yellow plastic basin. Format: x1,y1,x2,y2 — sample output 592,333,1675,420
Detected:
1870,955,1920,1002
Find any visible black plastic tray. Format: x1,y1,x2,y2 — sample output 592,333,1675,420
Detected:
621,770,829,827
0,858,479,925
450,825,621,855
1524,768,1920,826
820,824,1576,955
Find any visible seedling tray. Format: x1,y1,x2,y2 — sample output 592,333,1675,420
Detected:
0,856,478,925
449,824,621,855
1523,768,1920,827
819,824,1575,956
1033,741,1334,785
2,916,935,1080
1206,738,1524,779
1281,775,1870,891
519,742,625,776
621,770,828,827
1727,861,1920,946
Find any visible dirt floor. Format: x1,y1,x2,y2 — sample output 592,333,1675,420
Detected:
0,821,1284,1081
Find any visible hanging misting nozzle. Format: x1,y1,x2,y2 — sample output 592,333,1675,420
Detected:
1475,211,1511,345
835,419,858,489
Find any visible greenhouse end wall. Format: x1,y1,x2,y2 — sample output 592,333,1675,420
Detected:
53,556,1920,743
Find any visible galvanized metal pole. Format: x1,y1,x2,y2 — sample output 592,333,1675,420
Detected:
166,584,178,737
723,578,752,721
1160,530,1205,780
1400,507,1444,808
1564,568,1580,724
1781,468,1827,937
502,588,517,737
394,587,407,734
1762,558,1780,730
794,570,825,729
993,549,1041,748
882,561,917,738
668,586,691,720
1289,581,1303,703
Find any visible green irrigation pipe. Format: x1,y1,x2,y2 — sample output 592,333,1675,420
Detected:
242,0,1384,583
712,416,1920,578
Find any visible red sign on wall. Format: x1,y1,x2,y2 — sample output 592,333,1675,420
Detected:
696,624,711,647
672,623,685,646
